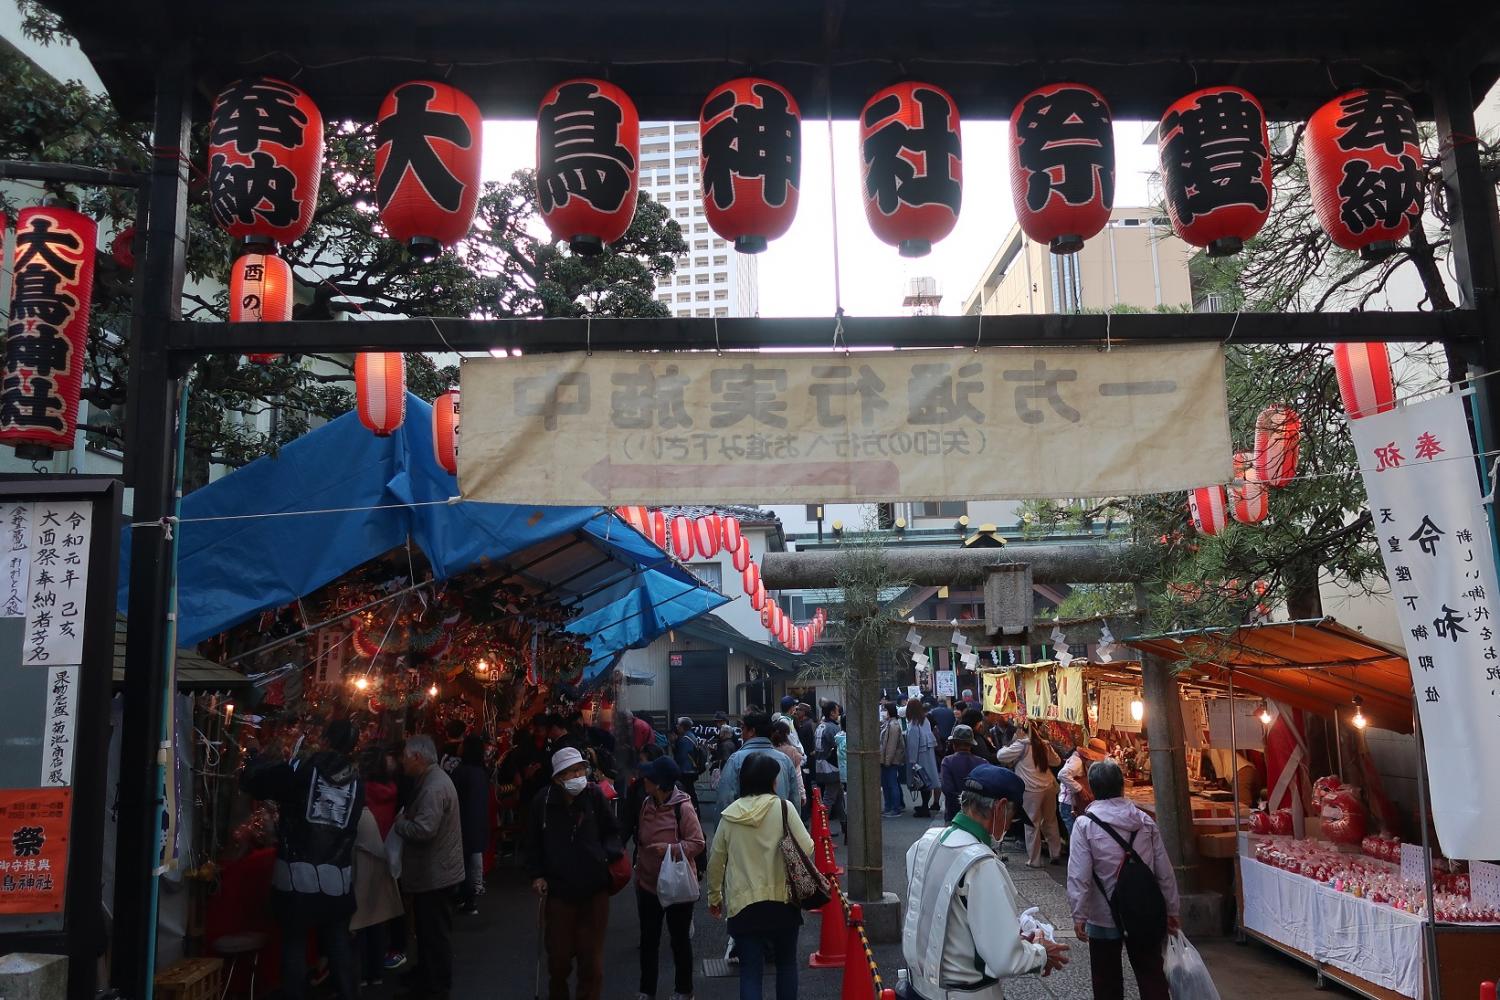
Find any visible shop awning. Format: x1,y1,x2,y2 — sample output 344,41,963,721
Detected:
1125,618,1416,733
119,394,725,663
679,613,804,673
110,615,251,694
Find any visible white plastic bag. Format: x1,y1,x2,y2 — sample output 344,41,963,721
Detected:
656,843,700,907
1163,932,1221,1000
384,825,404,882
1018,906,1057,943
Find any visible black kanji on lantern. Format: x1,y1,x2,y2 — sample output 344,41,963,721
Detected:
210,78,310,155
862,88,961,214
1014,88,1114,211
1161,90,1269,223
210,151,301,229
537,82,635,214
377,82,473,213
3,216,80,434
1335,91,1420,155
1338,157,1422,234
702,84,800,211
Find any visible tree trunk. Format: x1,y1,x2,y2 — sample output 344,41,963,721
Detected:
1285,558,1323,620
1141,651,1201,892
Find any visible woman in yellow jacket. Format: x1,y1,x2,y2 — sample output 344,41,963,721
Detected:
706,753,814,1000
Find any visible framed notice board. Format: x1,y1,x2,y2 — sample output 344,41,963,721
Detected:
0,477,122,1000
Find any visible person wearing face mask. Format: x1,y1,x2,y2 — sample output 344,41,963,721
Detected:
524,747,624,1000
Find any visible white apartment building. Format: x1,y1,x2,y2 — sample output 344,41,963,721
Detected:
639,122,759,319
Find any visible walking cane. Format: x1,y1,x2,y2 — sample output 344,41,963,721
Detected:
534,895,546,1000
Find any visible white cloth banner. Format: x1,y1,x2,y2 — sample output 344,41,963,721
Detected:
1350,394,1500,860
1240,857,1424,998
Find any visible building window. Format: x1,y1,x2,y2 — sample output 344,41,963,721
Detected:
713,271,728,283
714,307,729,317
694,224,709,234
675,190,689,201
713,289,728,300
695,273,709,284
658,295,671,303
675,173,689,184
642,125,669,138
919,501,968,517
712,237,728,249
713,255,727,266
675,275,690,285
695,256,709,267
676,308,693,317
696,308,711,316
676,292,691,302
675,207,690,218
689,562,722,590
696,291,710,301
694,239,710,250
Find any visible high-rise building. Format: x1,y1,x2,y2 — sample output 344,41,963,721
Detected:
639,122,759,318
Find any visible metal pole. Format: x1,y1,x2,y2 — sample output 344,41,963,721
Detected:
112,43,191,1000
1412,705,1443,1000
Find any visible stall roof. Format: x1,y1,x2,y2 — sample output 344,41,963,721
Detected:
111,616,250,694
118,394,726,665
679,613,803,674
1125,618,1416,733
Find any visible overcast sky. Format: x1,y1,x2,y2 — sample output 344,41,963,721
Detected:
481,119,1164,319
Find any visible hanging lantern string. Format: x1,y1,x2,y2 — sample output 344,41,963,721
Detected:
825,68,846,354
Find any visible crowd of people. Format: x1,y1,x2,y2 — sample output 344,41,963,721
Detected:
233,690,1183,1000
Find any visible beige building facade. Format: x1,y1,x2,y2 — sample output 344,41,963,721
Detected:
961,207,1196,316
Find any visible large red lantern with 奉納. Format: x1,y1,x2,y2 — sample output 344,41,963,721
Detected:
860,81,962,257
536,79,640,255
208,76,323,250
1158,86,1272,256
1188,485,1229,537
1333,342,1396,420
355,352,406,436
1306,90,1423,260
700,78,801,253
1009,82,1114,254
0,205,96,458
376,81,484,258
1254,405,1301,488
1229,452,1269,525
432,389,460,475
229,252,294,364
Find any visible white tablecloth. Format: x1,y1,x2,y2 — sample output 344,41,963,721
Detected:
1240,857,1425,998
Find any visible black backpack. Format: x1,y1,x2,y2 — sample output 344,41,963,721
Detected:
1086,813,1169,944
685,733,708,775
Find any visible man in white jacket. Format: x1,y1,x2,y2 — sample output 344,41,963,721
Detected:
902,765,1069,999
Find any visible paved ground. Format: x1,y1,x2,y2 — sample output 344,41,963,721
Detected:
355,805,1352,1000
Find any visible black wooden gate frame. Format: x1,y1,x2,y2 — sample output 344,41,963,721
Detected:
18,2,1500,996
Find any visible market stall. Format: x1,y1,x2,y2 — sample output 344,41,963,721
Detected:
1128,618,1500,1000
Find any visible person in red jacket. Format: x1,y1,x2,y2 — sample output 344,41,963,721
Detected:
632,757,704,1000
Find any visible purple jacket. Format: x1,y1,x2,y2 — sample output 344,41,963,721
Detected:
1066,797,1180,928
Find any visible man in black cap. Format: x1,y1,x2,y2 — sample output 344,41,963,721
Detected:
900,764,1068,1000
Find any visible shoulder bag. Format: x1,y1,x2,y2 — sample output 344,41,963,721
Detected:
778,799,832,910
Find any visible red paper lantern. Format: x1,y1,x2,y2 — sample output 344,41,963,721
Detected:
860,81,962,257
376,81,483,257
1254,405,1301,488
0,205,95,457
229,252,294,364
1306,90,1422,259
1333,342,1396,420
693,514,722,559
760,604,774,628
617,505,649,534
649,510,668,550
749,580,767,612
730,537,752,572
432,389,460,475
208,76,323,250
110,225,136,269
1009,83,1114,254
1229,451,1269,525
700,78,801,253
355,352,406,436
670,515,697,560
742,561,761,597
1188,485,1229,536
1158,87,1271,256
720,516,743,553
536,79,639,255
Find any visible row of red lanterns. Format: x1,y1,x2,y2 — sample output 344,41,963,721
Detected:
206,73,1424,270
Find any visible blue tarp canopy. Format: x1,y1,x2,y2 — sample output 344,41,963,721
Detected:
119,393,725,677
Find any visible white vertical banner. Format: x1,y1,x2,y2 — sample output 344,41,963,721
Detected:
22,500,92,666
1350,393,1500,859
1,502,32,617
41,666,76,787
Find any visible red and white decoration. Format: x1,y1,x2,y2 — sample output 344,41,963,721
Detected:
1333,342,1396,420
693,514,722,558
432,389,460,475
1188,485,1229,536
1229,451,1269,524
229,252,294,364
670,515,697,560
649,510,668,550
742,561,761,598
355,352,407,436
1254,405,1301,488
730,537,752,572
616,505,650,534
720,516,743,553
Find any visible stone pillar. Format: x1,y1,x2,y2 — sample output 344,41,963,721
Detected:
1140,650,1202,891
844,639,883,903
0,954,67,1000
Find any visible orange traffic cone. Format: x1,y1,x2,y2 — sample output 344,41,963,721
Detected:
816,826,845,877
880,992,896,1000
808,889,848,968
811,786,830,841
839,904,875,1000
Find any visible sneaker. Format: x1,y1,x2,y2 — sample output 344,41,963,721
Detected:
384,951,408,971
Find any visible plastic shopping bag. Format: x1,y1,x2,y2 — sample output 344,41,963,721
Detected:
1018,906,1057,943
1163,932,1221,1000
656,843,700,907
384,825,404,882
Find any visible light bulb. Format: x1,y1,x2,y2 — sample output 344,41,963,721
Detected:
224,703,235,721
1352,707,1367,729
428,684,439,697
1129,698,1144,722
354,677,369,691
1259,707,1273,725
477,659,489,673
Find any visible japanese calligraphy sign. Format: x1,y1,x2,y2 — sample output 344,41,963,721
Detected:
860,81,962,257
1009,82,1114,254
1307,89,1423,258
0,789,69,914
459,344,1231,505
980,671,1019,715
375,80,483,252
1350,393,1500,858
208,76,323,247
1,206,95,456
22,501,92,667
700,77,802,253
1098,686,1142,733
536,78,640,254
1158,86,1272,256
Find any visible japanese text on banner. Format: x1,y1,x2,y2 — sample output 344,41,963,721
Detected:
1350,393,1500,859
459,344,1231,505
22,500,91,666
